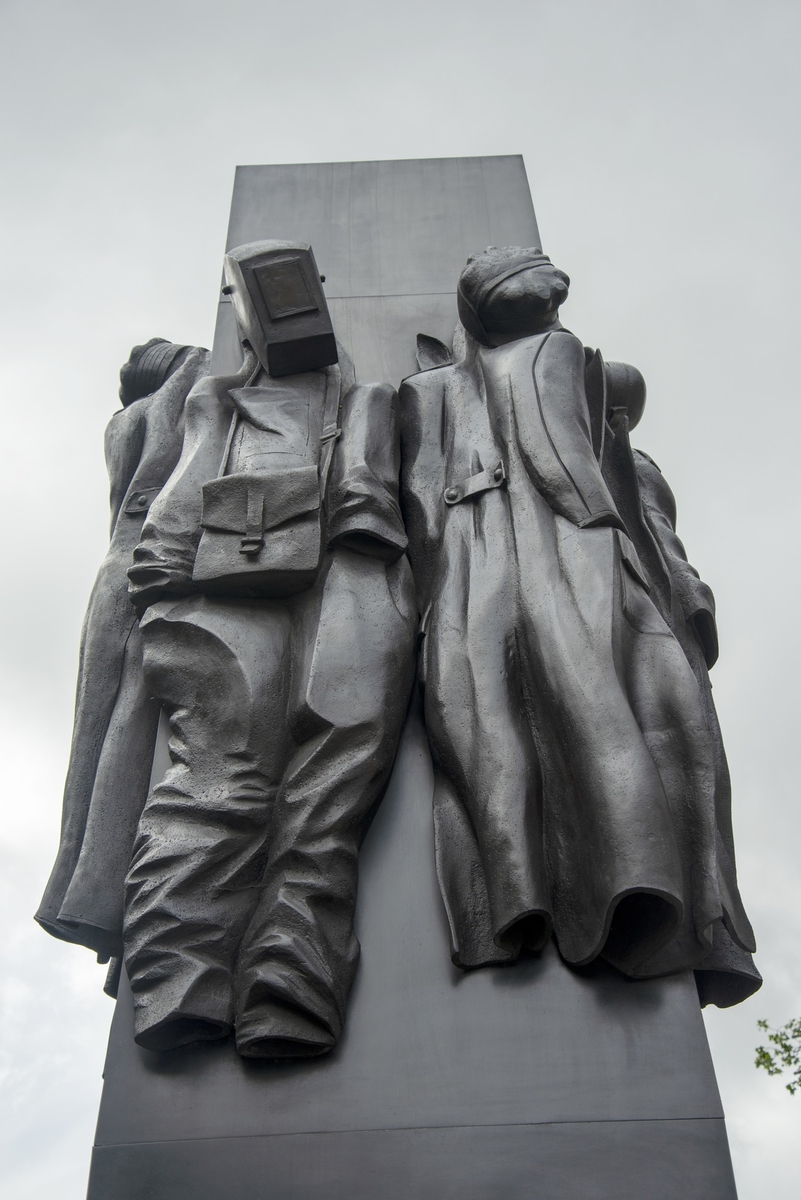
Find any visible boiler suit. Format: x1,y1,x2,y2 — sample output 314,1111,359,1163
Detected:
125,362,416,1056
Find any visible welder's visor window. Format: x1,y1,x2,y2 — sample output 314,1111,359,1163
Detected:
255,258,319,320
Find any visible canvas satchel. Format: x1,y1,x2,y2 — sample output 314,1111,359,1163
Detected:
192,367,341,598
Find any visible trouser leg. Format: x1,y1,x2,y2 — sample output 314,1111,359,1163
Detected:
123,597,291,1051
235,552,416,1057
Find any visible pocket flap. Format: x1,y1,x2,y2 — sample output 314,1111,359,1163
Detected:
201,467,320,534
123,485,161,515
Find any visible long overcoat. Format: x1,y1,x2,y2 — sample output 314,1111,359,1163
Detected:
35,349,209,962
400,325,758,1004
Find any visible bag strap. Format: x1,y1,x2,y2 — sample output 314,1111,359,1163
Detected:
218,362,341,493
318,365,342,501
240,489,265,557
217,359,262,479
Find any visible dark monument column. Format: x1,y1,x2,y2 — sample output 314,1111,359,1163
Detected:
86,157,739,1200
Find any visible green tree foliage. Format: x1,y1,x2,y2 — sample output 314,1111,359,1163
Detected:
755,1018,801,1095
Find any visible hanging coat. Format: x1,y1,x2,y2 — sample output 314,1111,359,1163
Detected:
35,349,210,960
399,325,759,1005
600,416,760,1005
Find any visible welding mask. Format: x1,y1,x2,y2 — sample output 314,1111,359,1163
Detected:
223,240,338,377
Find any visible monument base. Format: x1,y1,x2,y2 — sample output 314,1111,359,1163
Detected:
87,704,737,1200
89,1119,734,1199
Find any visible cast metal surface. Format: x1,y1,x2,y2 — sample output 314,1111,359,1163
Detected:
124,239,415,1057
223,240,338,377
87,706,737,1200
400,245,759,1006
35,157,747,1198
35,342,209,962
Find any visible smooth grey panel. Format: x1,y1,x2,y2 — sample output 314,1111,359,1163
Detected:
208,300,243,375
88,1118,738,1200
224,157,540,297
210,293,458,383
327,294,460,383
210,156,540,382
94,706,723,1150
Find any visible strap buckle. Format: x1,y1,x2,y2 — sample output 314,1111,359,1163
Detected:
444,461,506,506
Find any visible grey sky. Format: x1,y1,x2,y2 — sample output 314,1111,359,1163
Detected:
1,0,799,1195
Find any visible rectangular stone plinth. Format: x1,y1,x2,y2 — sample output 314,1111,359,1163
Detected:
87,156,738,1200
90,1119,735,1200
88,708,736,1200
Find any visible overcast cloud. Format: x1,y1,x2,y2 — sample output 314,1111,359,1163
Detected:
0,0,799,1196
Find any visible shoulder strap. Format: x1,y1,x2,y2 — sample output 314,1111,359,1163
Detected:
318,365,342,500
217,359,262,478
217,363,341,489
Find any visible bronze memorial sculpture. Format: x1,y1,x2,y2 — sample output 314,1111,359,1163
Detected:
124,239,415,1057
36,158,756,1200
36,340,210,969
400,245,759,1006
40,242,416,1057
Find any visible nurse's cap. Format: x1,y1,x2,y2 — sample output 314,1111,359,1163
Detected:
223,240,338,377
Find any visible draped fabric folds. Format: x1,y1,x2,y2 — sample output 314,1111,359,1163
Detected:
400,327,759,1006
35,350,210,961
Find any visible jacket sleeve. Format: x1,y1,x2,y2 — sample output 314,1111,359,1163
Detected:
526,330,624,530
105,347,210,538
326,382,408,563
634,449,719,668
105,405,146,537
397,370,451,616
127,374,235,612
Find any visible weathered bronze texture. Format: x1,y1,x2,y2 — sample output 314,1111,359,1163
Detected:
400,245,759,1005
124,240,416,1057
35,156,748,1200
35,343,210,962
222,240,338,377
87,706,737,1200
119,338,197,406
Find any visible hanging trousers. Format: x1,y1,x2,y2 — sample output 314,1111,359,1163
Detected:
123,550,416,1055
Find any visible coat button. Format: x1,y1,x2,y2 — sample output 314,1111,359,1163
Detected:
136,494,148,506
493,466,504,483
445,487,459,502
